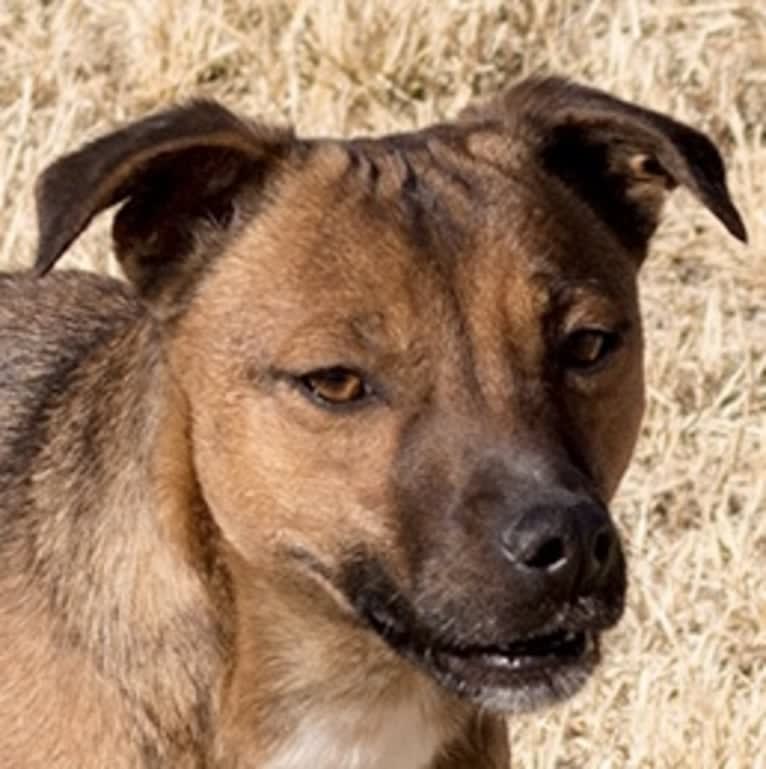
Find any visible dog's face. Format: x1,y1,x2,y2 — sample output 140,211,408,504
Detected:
35,78,745,713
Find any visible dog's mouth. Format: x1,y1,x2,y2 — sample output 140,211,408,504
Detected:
432,627,593,675
429,627,600,707
288,548,618,713
363,601,600,712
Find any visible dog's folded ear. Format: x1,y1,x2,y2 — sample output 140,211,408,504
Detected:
35,101,293,300
465,77,747,256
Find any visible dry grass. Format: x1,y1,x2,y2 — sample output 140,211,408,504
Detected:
1,1,763,766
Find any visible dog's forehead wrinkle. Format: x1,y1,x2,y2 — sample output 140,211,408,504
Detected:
347,310,386,348
325,129,507,265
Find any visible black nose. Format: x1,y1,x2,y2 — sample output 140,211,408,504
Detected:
500,498,618,597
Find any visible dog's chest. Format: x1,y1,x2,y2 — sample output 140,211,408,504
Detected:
261,698,447,769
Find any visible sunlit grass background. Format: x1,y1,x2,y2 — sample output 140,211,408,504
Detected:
0,1,763,767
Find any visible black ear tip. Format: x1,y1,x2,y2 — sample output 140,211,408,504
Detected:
33,256,55,277
33,224,65,276
717,200,748,243
697,172,748,244
727,211,748,244
33,168,67,276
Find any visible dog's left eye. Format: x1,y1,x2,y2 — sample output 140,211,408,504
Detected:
299,367,371,406
560,328,621,372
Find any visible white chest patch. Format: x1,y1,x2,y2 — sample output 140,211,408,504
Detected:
261,697,447,769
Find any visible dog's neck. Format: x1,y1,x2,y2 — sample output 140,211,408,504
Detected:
212,559,511,769
208,545,465,768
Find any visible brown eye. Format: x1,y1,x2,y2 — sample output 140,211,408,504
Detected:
561,328,620,372
300,367,371,406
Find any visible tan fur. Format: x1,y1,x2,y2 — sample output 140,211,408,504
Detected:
0,77,745,767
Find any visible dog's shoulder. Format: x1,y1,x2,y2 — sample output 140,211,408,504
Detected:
0,269,140,375
0,270,143,488
0,267,139,342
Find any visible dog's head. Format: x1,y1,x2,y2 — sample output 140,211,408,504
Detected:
35,77,745,713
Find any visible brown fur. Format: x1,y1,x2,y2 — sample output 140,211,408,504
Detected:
0,77,745,768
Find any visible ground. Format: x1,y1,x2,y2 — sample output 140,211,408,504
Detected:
0,1,763,767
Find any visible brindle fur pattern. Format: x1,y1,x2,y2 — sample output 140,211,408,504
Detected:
0,77,745,768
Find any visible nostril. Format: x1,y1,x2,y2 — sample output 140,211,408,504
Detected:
500,499,619,594
524,536,567,571
593,528,613,567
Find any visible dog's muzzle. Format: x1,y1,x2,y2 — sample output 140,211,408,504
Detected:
337,492,626,713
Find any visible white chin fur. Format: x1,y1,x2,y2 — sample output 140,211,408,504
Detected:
471,663,593,714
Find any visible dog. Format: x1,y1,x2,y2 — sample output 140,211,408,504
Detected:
0,76,746,769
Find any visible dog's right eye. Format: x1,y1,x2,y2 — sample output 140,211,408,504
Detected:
559,328,622,373
298,367,372,407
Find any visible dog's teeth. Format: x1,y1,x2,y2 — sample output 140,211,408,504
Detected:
484,653,523,670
